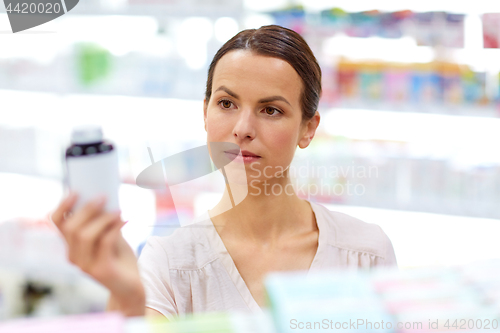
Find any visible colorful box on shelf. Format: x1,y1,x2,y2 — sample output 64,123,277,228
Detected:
270,7,465,48
334,60,492,108
265,269,394,333
265,261,500,333
482,13,500,49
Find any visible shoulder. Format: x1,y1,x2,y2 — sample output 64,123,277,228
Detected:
139,217,217,270
311,202,393,259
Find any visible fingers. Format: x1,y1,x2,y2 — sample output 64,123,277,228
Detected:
63,196,107,245
73,210,122,272
51,192,78,229
63,211,73,220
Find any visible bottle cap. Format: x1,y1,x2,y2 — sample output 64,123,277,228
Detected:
71,125,103,145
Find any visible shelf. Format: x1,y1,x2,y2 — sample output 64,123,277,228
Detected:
321,35,500,71
327,101,500,118
0,1,245,19
289,0,500,15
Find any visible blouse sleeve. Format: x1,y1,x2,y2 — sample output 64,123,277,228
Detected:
378,226,398,267
137,236,178,320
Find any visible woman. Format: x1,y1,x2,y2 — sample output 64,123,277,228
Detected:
51,25,397,319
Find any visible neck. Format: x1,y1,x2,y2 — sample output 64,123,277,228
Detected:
209,172,313,244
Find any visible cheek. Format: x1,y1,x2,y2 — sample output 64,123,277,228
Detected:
266,126,298,161
206,110,228,141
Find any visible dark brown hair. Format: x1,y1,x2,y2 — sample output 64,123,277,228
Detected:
205,25,322,122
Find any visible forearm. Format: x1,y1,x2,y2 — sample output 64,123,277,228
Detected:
106,288,146,317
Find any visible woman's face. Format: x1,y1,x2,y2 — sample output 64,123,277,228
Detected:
204,50,318,184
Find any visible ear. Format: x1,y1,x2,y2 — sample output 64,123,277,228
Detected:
203,98,208,132
297,111,320,149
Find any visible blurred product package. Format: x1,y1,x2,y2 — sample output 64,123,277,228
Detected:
265,260,500,333
2,260,500,332
482,13,500,49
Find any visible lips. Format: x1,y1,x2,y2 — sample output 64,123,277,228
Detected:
225,149,261,157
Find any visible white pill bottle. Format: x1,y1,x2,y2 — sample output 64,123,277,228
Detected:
64,125,120,213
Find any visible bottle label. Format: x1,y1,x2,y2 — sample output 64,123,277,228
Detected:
66,150,120,212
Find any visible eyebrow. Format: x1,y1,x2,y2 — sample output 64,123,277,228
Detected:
214,85,291,106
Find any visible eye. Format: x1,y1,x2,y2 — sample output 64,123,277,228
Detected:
218,99,234,109
263,107,282,116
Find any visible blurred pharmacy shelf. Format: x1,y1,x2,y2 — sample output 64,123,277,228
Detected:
0,8,243,99
295,107,500,219
0,89,207,180
266,260,500,333
0,173,156,255
1,1,499,329
0,174,156,320
3,4,500,112
0,168,498,321
257,4,500,115
322,203,500,268
0,0,244,18
1,89,499,219
320,35,500,71
0,189,499,324
69,3,243,19
294,0,500,14
0,309,278,332
0,171,498,270
3,259,500,331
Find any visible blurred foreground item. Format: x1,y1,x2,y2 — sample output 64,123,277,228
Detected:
1,259,500,332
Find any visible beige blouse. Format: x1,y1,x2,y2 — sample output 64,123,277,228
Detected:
137,201,397,320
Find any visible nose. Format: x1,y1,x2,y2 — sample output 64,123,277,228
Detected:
232,108,256,142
